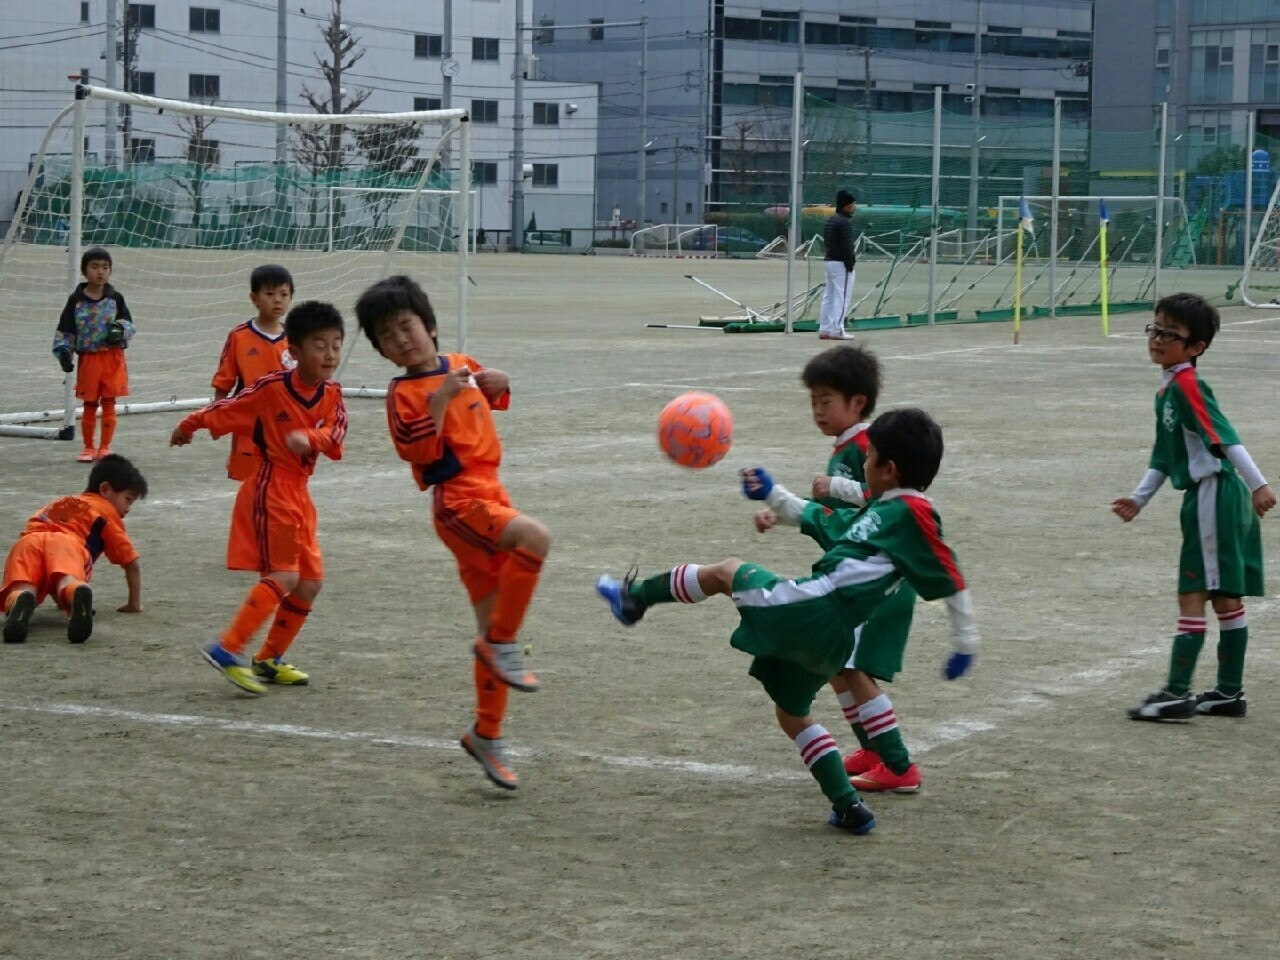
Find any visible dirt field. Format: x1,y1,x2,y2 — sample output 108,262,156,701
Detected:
1,254,1278,960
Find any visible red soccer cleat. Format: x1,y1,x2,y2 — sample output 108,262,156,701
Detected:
850,761,922,793
843,748,880,776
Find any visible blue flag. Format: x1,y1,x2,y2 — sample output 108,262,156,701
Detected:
1019,197,1034,233
1099,198,1110,225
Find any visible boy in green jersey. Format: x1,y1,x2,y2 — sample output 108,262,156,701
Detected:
756,346,922,793
597,408,978,834
1113,293,1274,720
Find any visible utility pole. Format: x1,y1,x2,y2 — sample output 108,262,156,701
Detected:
274,0,287,231
966,0,983,238
672,138,680,225
512,0,526,248
636,14,648,228
120,0,136,163
863,47,873,187
442,0,453,175
104,0,118,165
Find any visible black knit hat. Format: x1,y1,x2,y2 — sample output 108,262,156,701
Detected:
836,189,855,209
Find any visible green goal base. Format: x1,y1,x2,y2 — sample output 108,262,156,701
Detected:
711,301,1153,334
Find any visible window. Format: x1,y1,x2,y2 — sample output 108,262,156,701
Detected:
1157,48,1171,66
533,102,559,125
133,71,155,95
589,18,604,41
685,202,693,215
414,96,442,112
471,161,498,185
415,33,442,59
80,2,89,23
531,163,558,188
472,37,500,61
189,74,220,100
534,19,554,44
470,99,498,124
126,4,155,28
190,7,220,33
660,201,668,214
129,138,155,163
187,138,219,166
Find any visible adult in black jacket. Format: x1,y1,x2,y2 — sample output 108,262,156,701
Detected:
818,190,857,339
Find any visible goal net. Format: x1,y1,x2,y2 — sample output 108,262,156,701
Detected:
1240,178,1280,307
0,85,470,439
631,224,717,257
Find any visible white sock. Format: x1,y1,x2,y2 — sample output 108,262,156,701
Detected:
794,724,838,769
670,563,707,603
858,694,898,738
836,690,858,724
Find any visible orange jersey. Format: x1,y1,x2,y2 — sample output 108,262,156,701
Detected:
211,320,294,394
16,492,139,569
384,353,511,491
181,370,347,478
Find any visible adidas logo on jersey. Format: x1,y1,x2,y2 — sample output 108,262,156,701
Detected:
247,347,260,357
275,410,291,422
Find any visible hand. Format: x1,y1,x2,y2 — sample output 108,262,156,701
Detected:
740,466,774,501
285,430,312,454
436,366,473,403
754,508,777,533
1254,484,1276,518
811,475,833,499
1111,497,1140,522
943,652,974,680
169,427,193,447
116,601,142,613
105,322,125,346
55,349,74,373
473,368,509,397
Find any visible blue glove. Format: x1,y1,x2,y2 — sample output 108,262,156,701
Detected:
741,466,774,501
943,652,974,680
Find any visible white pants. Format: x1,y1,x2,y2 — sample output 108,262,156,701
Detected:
819,262,855,335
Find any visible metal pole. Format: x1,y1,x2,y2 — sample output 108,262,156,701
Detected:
457,118,471,351
121,0,132,163
512,0,526,248
1244,109,1255,267
637,16,648,228
104,0,118,165
1049,97,1061,318
672,138,680,226
442,0,452,176
785,72,803,335
928,85,941,325
966,0,983,238
274,0,287,233
1155,101,1168,300
67,91,88,434
863,47,873,187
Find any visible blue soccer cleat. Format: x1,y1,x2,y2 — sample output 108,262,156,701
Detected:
595,571,646,627
828,800,877,835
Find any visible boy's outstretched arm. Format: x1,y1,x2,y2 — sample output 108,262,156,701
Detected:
118,559,142,613
812,475,868,507
741,467,840,551
1112,468,1166,522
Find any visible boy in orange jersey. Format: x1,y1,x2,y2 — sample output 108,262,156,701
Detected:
171,301,347,696
53,247,136,462
355,275,551,791
2,454,146,645
210,264,297,481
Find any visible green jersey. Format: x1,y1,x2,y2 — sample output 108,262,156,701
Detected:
819,423,870,510
1149,363,1240,491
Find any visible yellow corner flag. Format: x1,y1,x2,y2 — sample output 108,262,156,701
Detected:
1098,199,1111,337
1014,197,1033,344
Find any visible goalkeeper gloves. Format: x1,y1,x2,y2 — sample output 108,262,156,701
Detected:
741,466,774,501
53,346,74,373
105,321,125,346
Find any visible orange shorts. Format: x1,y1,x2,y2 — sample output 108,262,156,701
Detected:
431,480,520,604
76,348,129,402
1,531,92,608
226,434,263,482
227,467,322,580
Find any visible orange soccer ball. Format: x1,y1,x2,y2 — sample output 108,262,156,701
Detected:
657,391,733,469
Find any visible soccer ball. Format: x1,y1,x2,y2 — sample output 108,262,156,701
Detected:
657,392,733,469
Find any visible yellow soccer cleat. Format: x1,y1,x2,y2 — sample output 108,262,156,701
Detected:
201,643,266,695
252,656,310,685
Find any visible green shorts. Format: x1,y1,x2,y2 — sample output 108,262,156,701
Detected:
1178,474,1264,597
845,582,916,682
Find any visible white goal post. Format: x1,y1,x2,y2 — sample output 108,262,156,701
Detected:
0,84,470,439
1240,177,1280,308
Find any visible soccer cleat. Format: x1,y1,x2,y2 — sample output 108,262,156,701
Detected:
460,724,519,790
1195,688,1247,717
595,571,646,627
851,761,922,794
66,585,94,644
76,448,97,463
3,591,37,644
252,656,310,685
201,643,266,695
842,748,880,776
828,800,877,834
473,636,539,692
1127,688,1196,721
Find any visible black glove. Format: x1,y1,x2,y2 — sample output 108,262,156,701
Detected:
54,347,74,373
105,322,125,346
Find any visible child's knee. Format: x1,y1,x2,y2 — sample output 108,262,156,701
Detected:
521,518,552,556
293,579,322,603
268,570,301,594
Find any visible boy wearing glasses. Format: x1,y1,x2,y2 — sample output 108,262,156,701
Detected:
1112,293,1275,721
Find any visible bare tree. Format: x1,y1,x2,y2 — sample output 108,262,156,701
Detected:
352,121,425,229
173,112,219,242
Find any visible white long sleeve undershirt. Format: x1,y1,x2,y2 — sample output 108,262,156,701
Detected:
1224,444,1267,492
1129,468,1167,508
827,476,868,506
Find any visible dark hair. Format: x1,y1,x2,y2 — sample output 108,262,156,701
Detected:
86,453,148,498
285,300,345,346
866,408,944,491
354,275,439,354
80,247,112,272
802,345,881,416
1155,292,1219,362
251,263,294,294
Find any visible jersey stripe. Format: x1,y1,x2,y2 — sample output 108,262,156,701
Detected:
1173,368,1221,446
904,495,966,591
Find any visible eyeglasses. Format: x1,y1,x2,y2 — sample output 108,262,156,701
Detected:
1144,323,1195,345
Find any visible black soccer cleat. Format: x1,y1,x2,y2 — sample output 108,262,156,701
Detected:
1127,688,1196,721
3,591,37,644
67,585,94,644
1195,688,1247,717
595,569,647,628
828,800,877,835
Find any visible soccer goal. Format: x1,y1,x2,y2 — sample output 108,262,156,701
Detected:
0,85,470,439
631,224,717,258
995,196,1190,268
1239,178,1280,307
